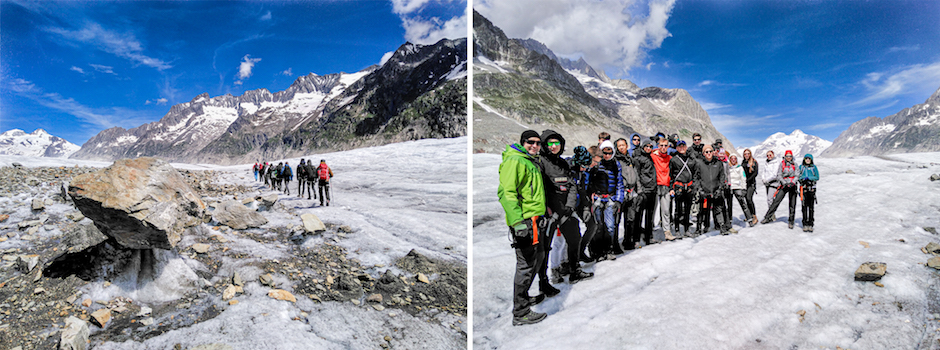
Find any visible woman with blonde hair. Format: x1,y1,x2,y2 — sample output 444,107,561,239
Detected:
741,149,758,220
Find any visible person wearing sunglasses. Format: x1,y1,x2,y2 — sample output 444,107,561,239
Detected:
689,132,705,161
761,150,780,220
614,137,639,251
587,140,625,260
693,144,731,235
669,140,695,236
761,150,800,229
627,132,643,157
498,130,549,326
651,136,676,240
538,130,593,287
632,139,658,245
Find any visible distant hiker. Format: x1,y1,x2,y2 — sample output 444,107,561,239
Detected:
261,162,269,186
538,130,592,286
651,136,675,240
281,161,293,195
253,162,260,181
798,154,819,232
761,150,800,229
615,138,639,250
297,159,308,198
741,149,759,222
317,159,334,206
633,139,657,245
305,160,318,200
669,140,695,236
266,162,276,188
497,130,548,326
761,150,780,220
728,155,758,228
588,140,625,260
274,162,284,191
693,144,731,235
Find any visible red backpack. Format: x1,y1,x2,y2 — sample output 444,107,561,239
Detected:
318,164,330,180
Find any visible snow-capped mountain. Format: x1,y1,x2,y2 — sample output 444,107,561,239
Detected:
739,129,832,159
0,129,81,158
72,38,467,165
823,86,940,158
471,10,732,153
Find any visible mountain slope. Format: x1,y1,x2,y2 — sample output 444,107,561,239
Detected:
823,86,940,158
472,10,731,153
741,129,832,159
72,38,467,165
0,129,81,158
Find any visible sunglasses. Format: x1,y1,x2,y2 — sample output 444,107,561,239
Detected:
643,145,652,148
693,138,701,141
524,139,540,145
704,150,714,153
546,141,561,147
632,138,640,141
603,151,613,155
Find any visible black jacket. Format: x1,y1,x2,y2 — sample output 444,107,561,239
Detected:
743,159,759,187
669,152,695,185
694,156,727,196
539,130,578,216
633,140,656,193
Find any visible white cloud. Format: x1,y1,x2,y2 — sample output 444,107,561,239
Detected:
699,101,732,112
280,68,293,77
392,0,467,44
237,54,262,81
234,81,243,86
888,45,919,53
391,0,435,15
261,11,272,21
645,62,655,70
70,66,85,74
476,0,676,75
698,80,714,87
145,98,168,105
45,22,171,70
5,78,153,130
89,63,116,75
855,60,940,106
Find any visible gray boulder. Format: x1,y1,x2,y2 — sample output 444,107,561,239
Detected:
854,262,887,281
67,157,206,249
258,194,278,208
31,198,44,211
301,213,326,234
931,174,940,182
212,200,267,230
59,316,90,350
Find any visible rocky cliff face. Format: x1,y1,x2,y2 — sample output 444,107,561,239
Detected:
823,87,940,158
72,39,467,165
472,10,731,153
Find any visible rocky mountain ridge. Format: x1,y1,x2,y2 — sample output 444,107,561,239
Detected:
0,129,81,158
823,86,940,158
72,38,467,165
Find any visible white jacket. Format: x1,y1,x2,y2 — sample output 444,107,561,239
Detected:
761,156,780,187
728,163,747,190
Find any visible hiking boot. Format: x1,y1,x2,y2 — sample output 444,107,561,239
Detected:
512,310,547,326
788,222,794,229
539,281,560,297
612,245,625,255
569,269,594,284
524,293,546,308
807,225,814,232
605,253,617,261
550,267,565,284
749,217,758,227
728,228,738,234
802,226,810,232
664,231,676,241
760,217,774,224
720,230,730,235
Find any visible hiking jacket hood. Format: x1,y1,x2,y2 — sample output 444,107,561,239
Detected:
634,139,657,193
799,154,819,182
538,130,577,215
627,132,642,157
498,143,546,226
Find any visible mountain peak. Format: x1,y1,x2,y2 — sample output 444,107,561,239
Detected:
0,128,80,158
31,128,49,136
929,86,940,104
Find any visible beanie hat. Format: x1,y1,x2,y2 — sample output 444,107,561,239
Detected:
785,150,793,156
599,140,615,152
520,130,540,145
572,146,591,166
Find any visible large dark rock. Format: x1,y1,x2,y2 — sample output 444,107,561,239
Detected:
67,157,206,249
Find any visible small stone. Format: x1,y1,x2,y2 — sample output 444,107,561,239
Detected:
228,300,239,305
924,242,940,255
82,299,92,307
858,241,870,248
34,287,45,295
66,211,85,222
112,306,127,313
417,273,430,284
259,273,274,287
351,299,361,306
366,294,383,303
384,335,392,342
326,275,334,285
141,317,154,326
373,304,385,311
32,198,45,211
845,169,855,174
59,316,89,350
223,285,237,301
300,213,326,234
137,306,152,316
0,214,8,223
389,312,397,317
928,257,940,270
931,174,940,181
233,271,244,286
874,282,885,287
192,243,210,254
90,309,111,327
855,262,887,281
268,289,296,303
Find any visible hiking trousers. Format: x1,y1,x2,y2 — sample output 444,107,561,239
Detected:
697,193,728,232
764,185,798,223
656,185,673,234
634,191,656,244
298,178,306,197
802,189,815,227
511,221,546,317
318,180,331,205
722,188,734,225
744,184,757,218
592,199,619,254
673,188,693,233
732,189,754,221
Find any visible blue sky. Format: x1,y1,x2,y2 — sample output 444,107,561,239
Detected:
1,0,467,145
476,0,940,147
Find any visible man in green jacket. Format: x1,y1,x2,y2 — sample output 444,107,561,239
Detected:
498,130,548,326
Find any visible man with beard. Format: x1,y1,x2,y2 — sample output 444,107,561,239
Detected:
539,130,594,285
498,130,548,326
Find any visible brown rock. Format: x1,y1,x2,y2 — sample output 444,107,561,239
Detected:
228,300,239,305
90,309,111,327
366,293,383,303
417,273,430,284
928,257,940,270
0,214,8,223
854,262,887,281
82,299,92,307
192,243,210,254
268,289,296,303
212,200,268,230
925,242,940,255
67,157,206,249
222,285,237,301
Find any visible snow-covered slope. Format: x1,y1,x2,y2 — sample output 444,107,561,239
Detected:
740,129,832,159
0,129,81,158
473,152,940,349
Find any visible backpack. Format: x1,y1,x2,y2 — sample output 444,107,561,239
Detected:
306,164,318,181
282,165,292,178
318,164,330,180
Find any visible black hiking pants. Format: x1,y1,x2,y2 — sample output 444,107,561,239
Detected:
802,189,815,227
745,184,757,219
722,188,734,225
298,178,306,197
633,191,656,244
512,218,546,317
672,187,693,233
697,193,728,232
616,196,636,249
578,206,597,259
764,185,798,223
732,189,753,221
318,180,331,205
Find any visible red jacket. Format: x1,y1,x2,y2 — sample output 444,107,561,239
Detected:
650,150,672,186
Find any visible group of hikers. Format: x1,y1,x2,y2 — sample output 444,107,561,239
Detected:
498,129,820,326
253,158,334,206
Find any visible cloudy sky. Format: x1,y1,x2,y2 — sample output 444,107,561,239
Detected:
1,0,467,144
475,0,940,147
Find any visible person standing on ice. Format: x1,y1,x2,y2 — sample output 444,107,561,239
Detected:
538,130,593,286
281,161,293,195
761,150,781,221
761,150,800,229
728,155,758,228
316,159,334,206
297,159,308,198
614,138,639,250
741,149,759,222
798,154,819,232
253,162,260,181
669,140,695,237
498,130,549,326
260,162,268,186
588,140,625,260
633,139,658,245
651,136,675,240
305,159,318,201
693,144,731,235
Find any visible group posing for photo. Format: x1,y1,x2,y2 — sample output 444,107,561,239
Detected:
497,129,820,326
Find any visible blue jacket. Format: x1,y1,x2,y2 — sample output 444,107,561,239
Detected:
587,158,625,203
627,132,641,157
798,154,819,182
